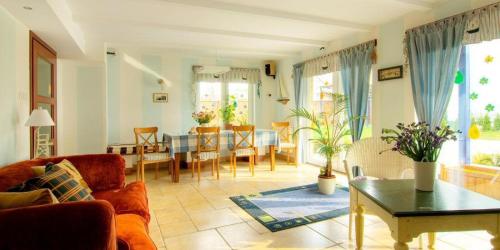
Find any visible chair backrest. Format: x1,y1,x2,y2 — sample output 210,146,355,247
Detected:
134,127,160,153
272,121,292,143
232,125,255,150
343,137,412,181
196,127,220,153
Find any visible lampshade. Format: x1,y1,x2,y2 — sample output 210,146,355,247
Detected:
25,107,55,127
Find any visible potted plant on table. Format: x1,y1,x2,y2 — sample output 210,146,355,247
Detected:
220,95,237,129
290,93,352,195
192,111,215,127
381,122,459,191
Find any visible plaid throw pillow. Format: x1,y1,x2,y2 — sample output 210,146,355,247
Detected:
8,164,94,202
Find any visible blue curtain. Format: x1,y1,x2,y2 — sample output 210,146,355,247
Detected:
339,41,375,141
292,63,306,163
406,18,466,129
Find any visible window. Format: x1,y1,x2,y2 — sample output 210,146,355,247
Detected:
198,82,221,126
228,82,250,124
197,81,252,125
442,39,500,199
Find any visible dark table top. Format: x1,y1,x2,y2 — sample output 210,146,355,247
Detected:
350,179,500,217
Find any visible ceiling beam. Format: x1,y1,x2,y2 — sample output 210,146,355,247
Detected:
159,0,373,32
106,42,299,59
74,15,328,47
386,0,434,10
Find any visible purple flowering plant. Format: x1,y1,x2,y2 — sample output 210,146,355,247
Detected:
381,122,459,162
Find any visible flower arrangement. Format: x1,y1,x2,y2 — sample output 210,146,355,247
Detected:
192,111,215,125
381,122,459,162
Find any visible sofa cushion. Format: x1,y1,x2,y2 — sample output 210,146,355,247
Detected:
0,189,59,210
9,164,94,202
116,214,156,250
93,181,150,222
54,159,93,194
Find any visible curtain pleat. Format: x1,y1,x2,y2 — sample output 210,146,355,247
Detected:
292,63,306,163
339,41,375,141
406,17,466,128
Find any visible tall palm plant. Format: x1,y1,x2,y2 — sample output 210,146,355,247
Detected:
289,93,352,177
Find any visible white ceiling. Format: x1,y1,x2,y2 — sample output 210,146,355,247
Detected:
1,0,447,60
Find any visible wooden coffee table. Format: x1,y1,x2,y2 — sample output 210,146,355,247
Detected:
350,179,500,250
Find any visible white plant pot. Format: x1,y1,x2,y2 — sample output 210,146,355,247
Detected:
318,176,336,195
413,161,437,191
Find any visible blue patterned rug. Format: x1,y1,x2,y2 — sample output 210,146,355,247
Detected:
230,184,350,232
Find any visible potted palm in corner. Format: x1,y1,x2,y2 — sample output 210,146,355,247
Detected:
290,93,352,195
381,122,459,191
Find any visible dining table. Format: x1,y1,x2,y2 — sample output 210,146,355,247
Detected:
163,129,280,183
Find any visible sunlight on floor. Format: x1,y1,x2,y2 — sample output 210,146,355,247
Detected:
125,161,492,250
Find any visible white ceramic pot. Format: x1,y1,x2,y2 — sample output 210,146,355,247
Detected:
413,161,437,191
318,176,336,195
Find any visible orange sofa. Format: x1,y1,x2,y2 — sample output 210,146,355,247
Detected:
0,154,156,250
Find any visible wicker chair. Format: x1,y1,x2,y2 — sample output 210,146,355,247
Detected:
343,137,430,247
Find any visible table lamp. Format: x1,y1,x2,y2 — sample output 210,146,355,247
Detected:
25,107,55,158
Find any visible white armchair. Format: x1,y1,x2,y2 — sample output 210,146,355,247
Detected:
343,137,413,181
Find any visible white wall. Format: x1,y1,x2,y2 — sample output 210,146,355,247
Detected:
0,6,30,165
58,60,106,155
106,46,278,144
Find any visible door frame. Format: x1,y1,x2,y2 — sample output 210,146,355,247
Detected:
30,31,57,158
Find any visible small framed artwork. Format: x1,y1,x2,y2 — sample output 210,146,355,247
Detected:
153,93,168,103
378,66,403,81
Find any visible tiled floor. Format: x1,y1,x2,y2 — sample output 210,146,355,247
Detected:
126,160,493,250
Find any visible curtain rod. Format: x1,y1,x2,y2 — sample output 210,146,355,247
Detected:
298,39,377,65
405,1,499,33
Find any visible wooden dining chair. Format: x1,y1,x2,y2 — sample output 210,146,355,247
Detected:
230,125,256,177
191,127,221,182
134,127,170,181
272,121,298,166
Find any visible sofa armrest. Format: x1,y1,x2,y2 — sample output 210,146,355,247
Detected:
39,154,126,191
0,200,117,250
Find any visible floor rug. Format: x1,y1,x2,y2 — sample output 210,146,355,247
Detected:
230,184,350,232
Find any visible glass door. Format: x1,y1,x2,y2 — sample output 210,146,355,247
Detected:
306,72,336,166
30,32,57,158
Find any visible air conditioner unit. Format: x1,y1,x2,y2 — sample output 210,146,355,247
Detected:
193,65,231,75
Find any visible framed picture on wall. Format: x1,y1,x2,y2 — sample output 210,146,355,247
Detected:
378,65,403,81
153,93,168,103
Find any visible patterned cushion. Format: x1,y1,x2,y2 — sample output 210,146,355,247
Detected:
9,164,94,203
143,153,169,161
192,151,219,161
55,159,92,194
280,142,296,148
234,148,255,156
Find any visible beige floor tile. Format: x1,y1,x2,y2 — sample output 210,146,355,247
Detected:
182,200,215,213
256,226,335,249
217,222,267,249
159,220,198,239
164,229,231,250
308,219,350,245
246,220,271,234
230,206,254,222
155,207,191,225
190,208,243,230
149,227,165,248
